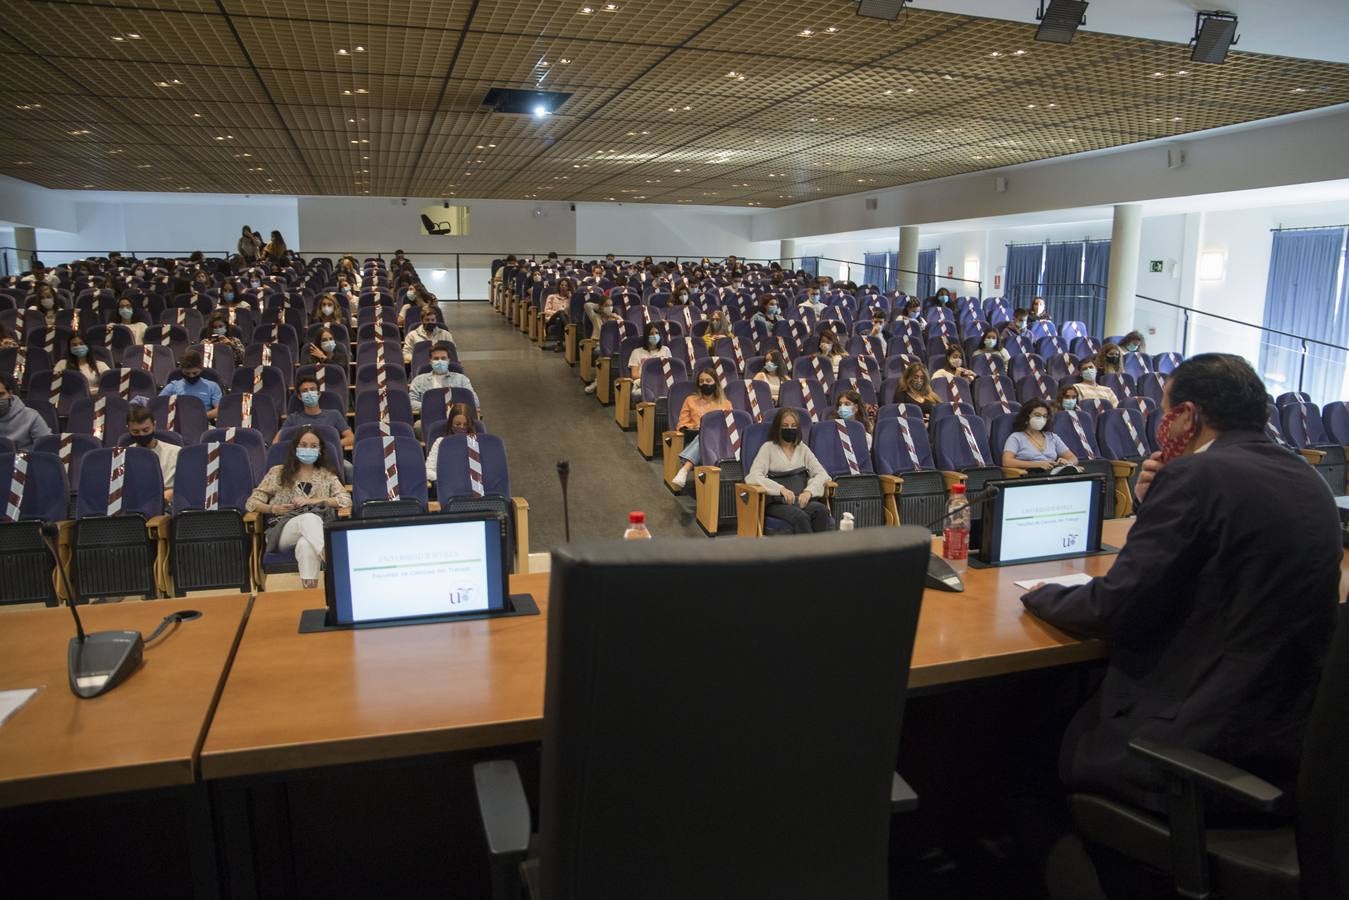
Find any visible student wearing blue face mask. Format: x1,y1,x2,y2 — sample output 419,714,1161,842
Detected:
750,294,781,333
831,389,874,450
409,342,478,439
246,426,350,589
753,349,788,403
53,334,109,394
281,375,355,451
626,322,672,391
115,296,148,343
1053,383,1081,414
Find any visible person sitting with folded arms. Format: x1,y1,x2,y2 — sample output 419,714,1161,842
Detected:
754,349,788,403
409,343,478,439
52,333,108,395
540,278,574,351
246,426,350,590
749,294,782,333
304,326,349,369
626,323,672,392
426,402,478,483
1002,399,1078,473
126,404,179,503
1001,308,1031,338
832,389,874,450
745,408,832,534
402,308,453,364
159,349,220,420
1074,359,1119,408
670,364,732,490
892,362,939,419
200,312,244,366
932,346,975,383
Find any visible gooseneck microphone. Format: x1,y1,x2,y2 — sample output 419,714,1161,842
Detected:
922,486,1000,593
557,459,571,543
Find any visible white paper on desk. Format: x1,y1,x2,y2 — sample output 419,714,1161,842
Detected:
1014,572,1095,591
0,688,38,727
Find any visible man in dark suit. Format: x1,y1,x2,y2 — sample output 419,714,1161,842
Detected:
1024,353,1341,813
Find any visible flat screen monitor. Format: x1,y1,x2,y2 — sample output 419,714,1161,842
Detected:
324,513,508,626
977,474,1105,566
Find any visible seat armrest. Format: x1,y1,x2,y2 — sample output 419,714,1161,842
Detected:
1109,459,1138,476
940,471,967,490
735,482,767,537
891,772,918,814
145,514,171,537
1001,466,1030,478
1128,736,1288,814
1299,447,1326,465
511,497,530,573
242,511,264,533
472,760,531,861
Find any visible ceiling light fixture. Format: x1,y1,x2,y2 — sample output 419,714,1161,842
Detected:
337,48,349,55
354,46,365,52
1035,0,1088,44
1190,10,1239,64
855,0,908,22
579,5,594,13
603,2,620,10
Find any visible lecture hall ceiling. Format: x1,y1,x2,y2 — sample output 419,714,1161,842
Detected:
1,0,1347,207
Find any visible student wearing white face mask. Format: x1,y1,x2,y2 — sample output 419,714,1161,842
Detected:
972,327,1011,366
626,323,672,391
1073,362,1119,408
409,343,478,439
114,296,148,343
581,294,623,394
1002,399,1077,472
312,292,344,326
305,327,348,368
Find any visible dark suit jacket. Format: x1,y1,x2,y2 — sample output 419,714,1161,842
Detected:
1023,429,1341,811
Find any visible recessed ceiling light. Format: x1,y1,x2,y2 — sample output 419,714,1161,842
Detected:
905,87,915,93
1026,103,1036,108
799,29,814,36
559,58,572,64
337,48,349,55
989,51,1003,57
191,112,202,118
14,160,31,165
825,26,838,33
67,129,91,135
579,5,594,13
1013,49,1027,55
111,35,124,42
1151,71,1165,78
539,60,550,67
136,163,152,168
1175,70,1189,76
354,46,365,52
126,33,141,39
1171,116,1182,122
1291,87,1306,93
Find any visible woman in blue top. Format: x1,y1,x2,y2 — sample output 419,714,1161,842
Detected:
1001,399,1077,472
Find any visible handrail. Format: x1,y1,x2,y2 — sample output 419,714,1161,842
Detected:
795,255,984,297
1135,293,1349,353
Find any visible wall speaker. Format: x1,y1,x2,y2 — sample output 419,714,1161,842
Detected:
994,176,1008,193
1167,147,1186,169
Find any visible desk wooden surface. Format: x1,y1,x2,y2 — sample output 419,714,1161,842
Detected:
201,521,1141,780
0,595,250,808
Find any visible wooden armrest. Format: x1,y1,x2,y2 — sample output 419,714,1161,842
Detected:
145,514,171,537
735,482,767,538
1109,459,1137,477
940,471,967,490
511,496,530,572
1001,466,1031,478
878,474,901,494
242,511,264,533
1299,448,1325,465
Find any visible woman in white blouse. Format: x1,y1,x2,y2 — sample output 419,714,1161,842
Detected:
745,408,832,533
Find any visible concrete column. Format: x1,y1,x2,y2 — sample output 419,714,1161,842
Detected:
10,226,37,277
778,239,796,270
897,225,919,296
1105,204,1142,337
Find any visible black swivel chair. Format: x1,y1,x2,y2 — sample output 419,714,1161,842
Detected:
1070,603,1349,900
420,213,452,235
473,527,931,899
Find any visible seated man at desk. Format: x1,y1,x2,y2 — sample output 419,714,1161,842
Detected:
1019,354,1342,896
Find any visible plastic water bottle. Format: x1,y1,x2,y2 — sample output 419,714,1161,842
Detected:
942,483,970,563
623,510,652,540
838,512,855,532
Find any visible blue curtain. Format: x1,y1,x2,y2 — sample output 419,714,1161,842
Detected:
800,256,818,278
884,252,898,293
1042,243,1084,311
1004,244,1044,306
916,249,936,299
1259,228,1349,405
863,252,888,290
1081,240,1111,338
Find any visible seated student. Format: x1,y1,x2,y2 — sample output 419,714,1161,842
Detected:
160,349,221,420
745,408,831,534
304,326,349,369
754,349,788,403
540,278,573,351
832,389,874,451
931,346,975,382
1096,342,1126,376
397,283,439,327
581,295,624,395
311,292,345,328
1073,359,1118,408
1028,296,1051,321
972,327,1011,366
200,312,245,366
749,294,782,332
814,327,845,376
409,342,478,438
0,374,51,450
897,298,926,331
28,284,60,328
220,277,250,310
0,322,17,350
892,362,939,419
702,309,733,351
53,334,109,394
627,323,672,391
126,404,179,503
1053,383,1081,413
282,376,354,451
1120,330,1146,355
867,308,890,352
425,402,477,483
246,426,351,590
670,365,732,490
1000,308,1031,338
114,296,148,343
1002,399,1078,472
402,309,453,364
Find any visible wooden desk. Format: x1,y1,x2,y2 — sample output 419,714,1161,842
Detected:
201,524,1135,780
0,595,250,808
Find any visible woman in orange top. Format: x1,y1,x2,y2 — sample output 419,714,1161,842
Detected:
670,363,732,490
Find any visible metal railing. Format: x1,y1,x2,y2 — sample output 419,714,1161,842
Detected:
1009,282,1106,338
786,256,984,298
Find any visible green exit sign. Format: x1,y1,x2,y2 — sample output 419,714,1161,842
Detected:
1149,260,1164,273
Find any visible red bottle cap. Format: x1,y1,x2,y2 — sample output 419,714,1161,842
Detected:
629,511,645,524
951,483,966,494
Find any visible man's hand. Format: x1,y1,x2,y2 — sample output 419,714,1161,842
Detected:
780,488,796,505
1135,451,1163,503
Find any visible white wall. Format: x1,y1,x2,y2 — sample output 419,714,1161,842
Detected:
574,203,760,259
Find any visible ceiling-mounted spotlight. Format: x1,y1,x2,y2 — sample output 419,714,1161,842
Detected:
855,0,907,22
1190,11,1239,64
1035,0,1088,44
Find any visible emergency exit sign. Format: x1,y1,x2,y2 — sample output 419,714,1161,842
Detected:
1149,260,1164,272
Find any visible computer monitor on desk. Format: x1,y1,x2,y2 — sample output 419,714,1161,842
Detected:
975,474,1111,567
324,513,509,626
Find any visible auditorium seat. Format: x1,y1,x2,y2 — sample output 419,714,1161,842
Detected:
0,450,68,605
433,433,529,573
201,427,267,482
810,418,887,528
691,409,752,535
352,435,428,518
931,409,1004,537
69,445,165,601
1051,409,1135,517
168,441,254,595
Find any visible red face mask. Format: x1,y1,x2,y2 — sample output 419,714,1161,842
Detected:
1157,403,1198,463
